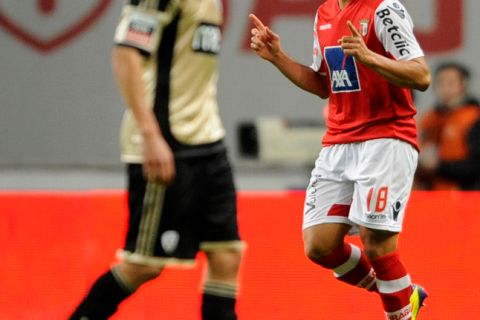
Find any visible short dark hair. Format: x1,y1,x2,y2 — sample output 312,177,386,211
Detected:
435,62,471,81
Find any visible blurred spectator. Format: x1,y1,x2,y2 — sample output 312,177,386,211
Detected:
416,62,480,190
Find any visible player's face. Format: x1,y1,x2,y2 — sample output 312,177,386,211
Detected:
435,68,466,107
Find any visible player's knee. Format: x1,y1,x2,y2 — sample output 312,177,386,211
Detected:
207,250,242,281
304,240,334,264
363,244,394,260
363,247,380,260
360,227,398,260
117,263,163,287
137,267,162,281
223,250,242,273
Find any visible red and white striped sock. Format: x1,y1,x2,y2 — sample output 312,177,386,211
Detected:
319,243,378,292
370,252,413,320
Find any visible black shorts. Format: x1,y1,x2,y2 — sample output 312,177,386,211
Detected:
117,150,243,267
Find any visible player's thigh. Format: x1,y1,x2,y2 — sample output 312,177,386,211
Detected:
350,139,418,233
121,162,202,265
124,164,148,251
200,151,242,246
303,161,355,258
303,156,355,232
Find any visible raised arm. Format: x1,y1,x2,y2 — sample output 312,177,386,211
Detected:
249,14,329,99
340,21,431,91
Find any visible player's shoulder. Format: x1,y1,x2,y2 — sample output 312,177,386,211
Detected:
370,0,408,14
317,0,336,16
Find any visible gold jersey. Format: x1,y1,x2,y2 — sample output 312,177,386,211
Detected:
114,0,226,162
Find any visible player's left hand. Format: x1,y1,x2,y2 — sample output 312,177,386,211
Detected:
339,21,374,65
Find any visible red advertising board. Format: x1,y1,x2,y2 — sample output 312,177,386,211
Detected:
0,191,479,319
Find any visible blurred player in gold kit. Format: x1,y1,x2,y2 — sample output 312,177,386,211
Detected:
70,1,243,319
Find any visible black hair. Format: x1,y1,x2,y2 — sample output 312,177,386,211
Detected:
435,61,471,81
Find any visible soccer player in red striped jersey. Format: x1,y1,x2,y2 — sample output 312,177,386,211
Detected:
250,0,430,319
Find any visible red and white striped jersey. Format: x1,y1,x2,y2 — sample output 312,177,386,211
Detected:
311,0,424,149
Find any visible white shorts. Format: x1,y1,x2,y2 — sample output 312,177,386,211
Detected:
303,138,418,233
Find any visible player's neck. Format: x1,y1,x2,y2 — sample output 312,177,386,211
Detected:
338,0,353,10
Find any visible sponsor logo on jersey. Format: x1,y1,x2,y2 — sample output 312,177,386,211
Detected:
324,46,361,93
125,19,154,46
319,23,332,31
161,230,180,254
376,7,410,56
192,22,222,55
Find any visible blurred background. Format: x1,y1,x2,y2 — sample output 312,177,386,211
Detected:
1,0,478,190
1,1,480,319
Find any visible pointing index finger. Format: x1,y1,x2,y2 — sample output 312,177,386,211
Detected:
347,20,362,37
249,14,266,31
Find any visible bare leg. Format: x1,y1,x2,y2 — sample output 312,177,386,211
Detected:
202,249,242,320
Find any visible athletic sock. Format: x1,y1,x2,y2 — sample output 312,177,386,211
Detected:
370,252,413,320
202,280,237,320
69,269,134,320
319,243,378,292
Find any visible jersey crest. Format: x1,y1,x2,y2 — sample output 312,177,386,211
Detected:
359,19,369,36
324,46,361,93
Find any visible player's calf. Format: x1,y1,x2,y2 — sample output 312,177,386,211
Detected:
313,242,378,292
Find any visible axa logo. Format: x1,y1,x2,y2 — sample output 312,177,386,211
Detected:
0,0,113,53
331,70,353,88
324,46,361,93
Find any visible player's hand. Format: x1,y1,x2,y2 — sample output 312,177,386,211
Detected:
339,21,374,65
249,14,282,62
142,132,176,184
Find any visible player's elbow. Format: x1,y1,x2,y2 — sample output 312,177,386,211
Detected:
414,71,431,92
409,58,431,92
314,72,330,99
317,91,329,99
